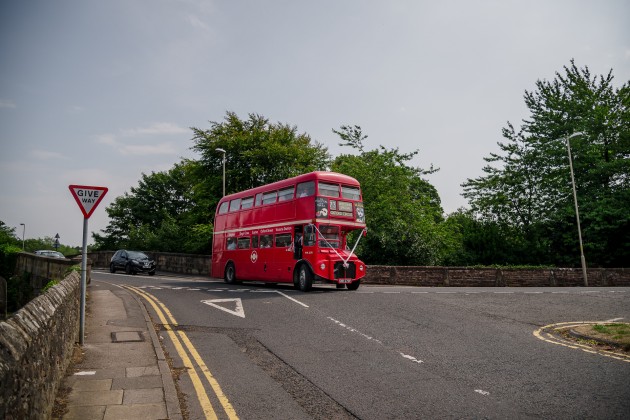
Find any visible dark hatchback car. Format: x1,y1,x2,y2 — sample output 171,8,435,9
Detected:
110,250,156,275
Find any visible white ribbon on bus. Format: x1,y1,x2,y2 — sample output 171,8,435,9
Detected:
303,224,367,268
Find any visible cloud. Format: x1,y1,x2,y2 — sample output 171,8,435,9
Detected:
31,149,69,160
187,14,210,31
95,134,117,146
0,99,16,109
95,122,187,156
67,105,84,114
120,122,188,137
120,143,177,156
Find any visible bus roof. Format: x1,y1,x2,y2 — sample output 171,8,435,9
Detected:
218,171,360,203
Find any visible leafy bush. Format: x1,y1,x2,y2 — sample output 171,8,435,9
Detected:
0,243,21,280
42,279,59,293
7,271,32,313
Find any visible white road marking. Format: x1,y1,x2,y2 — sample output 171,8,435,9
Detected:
201,298,246,318
275,291,309,308
400,353,423,364
475,389,490,396
327,317,383,344
74,371,96,376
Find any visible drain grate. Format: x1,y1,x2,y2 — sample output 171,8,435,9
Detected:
111,331,144,343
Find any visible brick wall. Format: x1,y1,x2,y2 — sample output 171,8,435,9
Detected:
0,271,80,420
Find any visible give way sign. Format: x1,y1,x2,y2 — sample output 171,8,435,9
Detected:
68,185,108,219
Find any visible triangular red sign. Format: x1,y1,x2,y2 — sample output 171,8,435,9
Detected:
68,185,108,219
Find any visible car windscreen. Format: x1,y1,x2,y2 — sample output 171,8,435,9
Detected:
128,251,149,259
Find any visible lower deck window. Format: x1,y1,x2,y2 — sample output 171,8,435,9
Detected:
260,234,273,248
275,234,292,247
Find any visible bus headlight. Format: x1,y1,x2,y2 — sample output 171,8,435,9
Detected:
320,263,326,270
359,265,364,271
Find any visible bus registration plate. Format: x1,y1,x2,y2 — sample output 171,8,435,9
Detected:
338,278,353,284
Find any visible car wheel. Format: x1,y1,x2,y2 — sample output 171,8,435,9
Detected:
224,263,237,284
297,264,313,292
148,271,155,276
110,263,116,274
125,263,132,275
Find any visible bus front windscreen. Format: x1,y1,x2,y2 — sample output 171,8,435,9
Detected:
318,225,340,248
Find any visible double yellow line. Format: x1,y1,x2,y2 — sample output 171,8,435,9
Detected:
123,285,239,420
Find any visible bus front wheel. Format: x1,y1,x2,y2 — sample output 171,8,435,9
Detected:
224,263,237,284
296,264,313,292
347,280,361,291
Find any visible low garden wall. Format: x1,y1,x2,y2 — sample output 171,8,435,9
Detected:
0,271,81,420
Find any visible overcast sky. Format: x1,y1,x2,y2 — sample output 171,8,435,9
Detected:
1,0,629,247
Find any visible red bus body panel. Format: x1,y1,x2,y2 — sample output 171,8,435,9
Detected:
212,171,366,286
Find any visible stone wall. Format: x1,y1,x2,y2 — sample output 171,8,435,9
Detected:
88,250,211,276
15,252,90,295
88,250,629,286
0,271,81,420
364,266,630,287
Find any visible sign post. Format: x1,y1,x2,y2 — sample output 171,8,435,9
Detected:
68,185,108,345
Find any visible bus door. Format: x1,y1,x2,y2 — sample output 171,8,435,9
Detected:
301,224,317,264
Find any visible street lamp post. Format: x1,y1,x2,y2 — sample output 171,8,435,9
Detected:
215,148,226,197
564,132,588,287
19,223,25,250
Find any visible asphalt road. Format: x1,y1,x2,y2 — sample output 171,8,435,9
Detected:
94,270,630,419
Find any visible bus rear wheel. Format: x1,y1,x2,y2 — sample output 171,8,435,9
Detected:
224,263,237,284
296,264,313,292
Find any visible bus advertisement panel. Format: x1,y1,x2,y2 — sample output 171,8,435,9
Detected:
212,171,367,291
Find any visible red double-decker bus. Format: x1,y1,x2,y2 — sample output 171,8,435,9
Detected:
211,171,367,291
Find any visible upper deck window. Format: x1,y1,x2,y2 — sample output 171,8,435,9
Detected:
218,202,229,214
241,196,254,209
229,198,241,212
255,193,262,206
278,187,294,202
341,186,361,200
262,191,277,205
296,181,315,198
318,182,339,198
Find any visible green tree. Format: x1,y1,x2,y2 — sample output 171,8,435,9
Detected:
331,125,451,265
0,221,18,247
462,60,630,267
191,111,331,199
93,159,214,253
94,112,331,253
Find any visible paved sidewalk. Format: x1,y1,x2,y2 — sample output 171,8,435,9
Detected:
56,280,181,420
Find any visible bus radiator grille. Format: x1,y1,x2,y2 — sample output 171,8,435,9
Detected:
334,261,356,279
